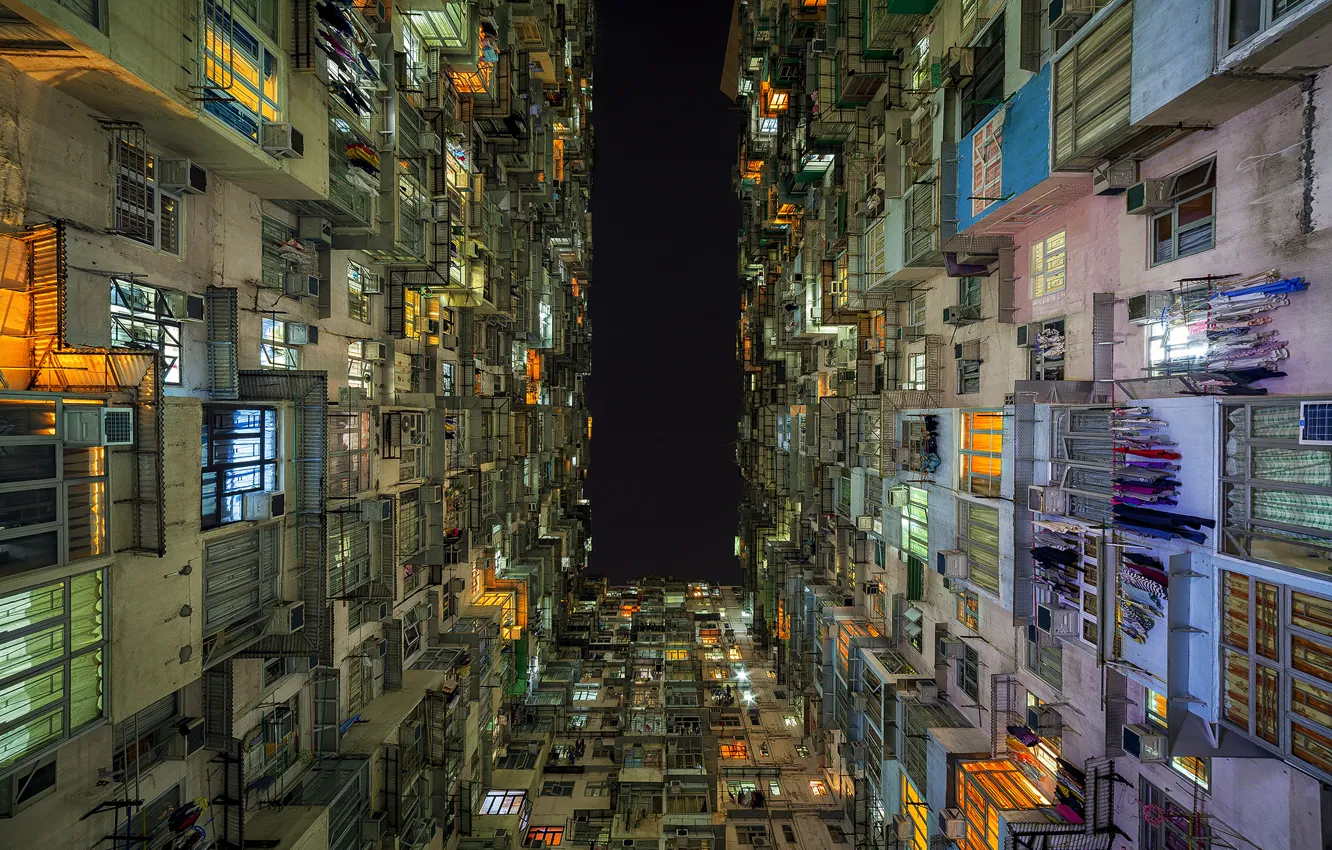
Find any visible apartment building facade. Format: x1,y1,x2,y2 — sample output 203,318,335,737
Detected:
0,3,594,850
735,1,1332,849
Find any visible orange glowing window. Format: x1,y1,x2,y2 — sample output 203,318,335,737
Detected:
571,277,580,297
554,138,565,182
767,89,789,112
960,410,1004,497
720,741,749,759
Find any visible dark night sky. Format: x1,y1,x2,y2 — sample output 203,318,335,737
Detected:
586,0,743,582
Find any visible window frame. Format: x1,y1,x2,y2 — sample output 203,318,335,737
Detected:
202,0,284,143
479,789,526,816
346,342,377,401
957,590,980,631
1223,0,1313,54
956,644,980,700
1148,159,1216,267
958,500,1001,596
200,406,280,529
112,139,183,256
960,410,1004,497
110,279,184,385
260,317,300,371
347,260,374,323
1029,318,1066,381
524,825,564,847
1030,230,1066,299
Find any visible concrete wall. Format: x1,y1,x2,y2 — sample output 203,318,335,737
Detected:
956,65,1052,233
1131,0,1217,124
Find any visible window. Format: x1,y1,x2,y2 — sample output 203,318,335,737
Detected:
1150,160,1216,265
525,826,564,847
958,501,1000,595
112,139,182,255
583,780,609,797
347,342,377,401
808,779,828,796
0,754,56,816
958,276,983,310
957,590,980,630
347,261,374,322
479,790,526,815
110,279,184,384
112,693,179,780
0,570,107,774
202,0,283,142
901,487,929,601
903,352,926,392
768,780,781,797
911,35,930,91
541,780,575,797
720,740,749,759
1140,780,1209,850
1029,318,1066,381
736,825,769,845
827,823,849,843
441,360,457,396
970,109,1003,216
327,513,371,597
328,411,371,500
1226,0,1312,51
960,411,1003,497
901,776,929,850
346,656,373,714
962,13,1005,136
200,407,279,529
1147,313,1209,377
957,357,980,395
781,824,797,844
260,318,300,370
1030,230,1066,298
573,684,599,701
1026,623,1063,691
908,295,927,338
956,644,980,700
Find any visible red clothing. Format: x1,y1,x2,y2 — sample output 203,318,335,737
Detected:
1113,446,1181,460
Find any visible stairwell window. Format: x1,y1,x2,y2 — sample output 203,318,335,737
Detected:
202,0,283,143
960,411,1004,497
0,570,107,775
1030,230,1066,298
1226,0,1313,51
201,407,278,529
110,279,183,384
260,318,299,370
1150,159,1215,266
112,140,182,256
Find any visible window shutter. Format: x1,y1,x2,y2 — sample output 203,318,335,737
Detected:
1051,1,1134,170
384,619,404,690
312,666,342,754
387,273,406,338
1019,0,1043,72
205,287,239,399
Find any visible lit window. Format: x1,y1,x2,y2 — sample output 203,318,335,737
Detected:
0,571,107,774
759,117,778,134
110,278,183,384
808,779,828,796
1030,230,1066,298
347,341,376,400
1150,160,1216,266
112,140,182,255
957,590,980,630
201,407,279,529
720,741,749,759
768,780,781,797
260,318,300,370
328,410,371,499
202,0,283,142
1146,288,1210,375
912,35,930,90
960,410,1003,497
347,260,374,323
525,826,564,846
479,790,526,815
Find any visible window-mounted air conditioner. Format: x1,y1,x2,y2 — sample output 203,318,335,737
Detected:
426,318,441,334
1028,485,1069,516
942,809,967,840
893,814,914,841
260,121,305,158
287,322,319,346
943,305,980,326
1036,603,1080,638
422,484,443,503
243,490,286,521
363,342,388,361
298,216,333,247
65,407,135,447
1125,179,1172,215
178,294,206,322
940,638,968,660
856,515,876,532
284,272,320,299
1128,291,1174,325
157,158,209,195
955,340,981,361
361,498,393,523
361,811,388,841
269,601,305,635
1122,723,1169,763
1093,158,1139,196
886,486,910,507
937,549,969,579
419,132,443,154
361,271,383,295
915,681,938,705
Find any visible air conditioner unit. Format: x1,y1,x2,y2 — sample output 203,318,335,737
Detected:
1122,723,1169,763
1028,485,1069,516
1093,158,1139,195
752,838,769,848
157,158,209,195
361,811,388,841
243,490,286,521
1015,322,1040,347
943,46,975,85
440,333,458,349
286,322,319,346
361,498,393,523
896,122,913,146
943,306,979,326
915,681,938,704
1037,603,1080,638
298,216,333,247
886,486,910,507
284,272,321,299
1125,179,1172,215
170,717,206,758
419,131,443,154
1298,402,1332,446
64,407,135,447
942,809,967,840
426,318,441,334
940,638,968,660
181,294,206,322
269,601,305,634
937,549,969,580
363,341,388,361
361,271,384,295
675,829,690,837
854,515,874,531
809,38,828,54
260,121,305,158
954,340,981,361
422,484,443,503
1127,291,1174,325
1049,0,1102,30
893,814,914,841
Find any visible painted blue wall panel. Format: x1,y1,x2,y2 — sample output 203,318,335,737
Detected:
956,65,1054,233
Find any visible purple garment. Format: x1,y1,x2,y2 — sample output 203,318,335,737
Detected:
1115,495,1178,507
1125,461,1176,470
